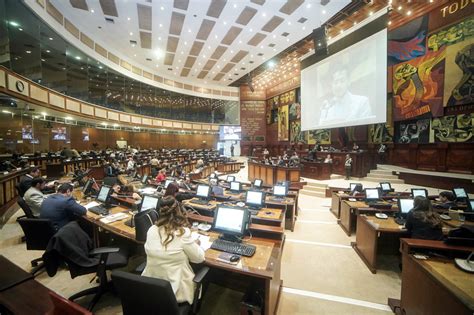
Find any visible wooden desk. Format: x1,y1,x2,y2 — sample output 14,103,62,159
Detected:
301,160,332,180
248,162,300,187
315,151,373,178
0,168,29,222
393,239,474,315
217,162,244,174
81,207,283,315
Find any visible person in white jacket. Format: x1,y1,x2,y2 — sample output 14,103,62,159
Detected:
142,196,205,305
23,177,46,217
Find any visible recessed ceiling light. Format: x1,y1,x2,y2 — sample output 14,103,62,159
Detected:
273,34,276,38
127,17,131,21
262,12,266,17
75,56,81,60
322,10,326,14
45,49,50,53
49,37,53,40
158,37,162,40
160,6,164,10
90,9,94,13
398,5,402,10
306,3,311,8
260,45,263,49
134,54,136,57
223,21,227,25
287,21,291,25
129,32,133,36
18,28,23,31
188,29,191,33
214,35,218,39
233,3,237,8
159,23,163,27
9,21,19,27
26,50,31,54
407,10,412,15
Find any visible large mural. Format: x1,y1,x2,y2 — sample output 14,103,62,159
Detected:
277,105,289,141
430,113,473,143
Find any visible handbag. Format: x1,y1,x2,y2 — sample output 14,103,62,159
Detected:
134,209,159,242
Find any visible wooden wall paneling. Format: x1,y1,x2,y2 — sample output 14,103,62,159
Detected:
445,144,473,174
416,146,438,171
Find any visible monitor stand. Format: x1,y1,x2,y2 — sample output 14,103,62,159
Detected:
219,233,242,243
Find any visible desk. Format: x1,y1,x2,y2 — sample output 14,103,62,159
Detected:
0,168,29,221
82,207,283,315
392,239,474,315
301,160,332,180
217,162,244,174
315,151,373,178
248,162,300,187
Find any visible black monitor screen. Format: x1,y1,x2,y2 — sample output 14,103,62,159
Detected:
254,179,263,188
246,191,264,207
196,185,210,199
453,188,467,199
273,185,287,197
398,198,414,215
139,195,159,212
380,182,391,192
365,188,380,200
97,186,111,203
468,200,474,212
83,179,93,193
213,206,247,236
227,175,235,182
230,181,241,192
210,173,217,179
411,188,428,198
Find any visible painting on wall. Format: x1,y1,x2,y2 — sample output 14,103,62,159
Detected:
395,119,431,144
290,121,306,144
388,15,429,66
393,48,446,121
443,39,474,106
289,103,301,121
277,105,289,141
429,113,473,143
427,16,473,52
307,129,331,145
369,123,394,144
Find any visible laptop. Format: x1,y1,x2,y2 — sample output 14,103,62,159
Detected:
395,198,414,225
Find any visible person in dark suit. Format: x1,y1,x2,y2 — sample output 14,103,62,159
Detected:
433,191,456,209
406,196,443,240
40,183,87,231
19,167,41,197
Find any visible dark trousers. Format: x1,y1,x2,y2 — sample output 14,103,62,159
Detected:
345,166,351,180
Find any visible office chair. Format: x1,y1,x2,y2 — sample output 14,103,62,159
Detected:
17,218,56,275
112,268,209,315
17,196,36,218
48,291,92,315
43,222,128,311
102,176,118,186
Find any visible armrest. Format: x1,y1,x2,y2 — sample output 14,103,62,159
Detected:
89,247,120,256
192,266,210,284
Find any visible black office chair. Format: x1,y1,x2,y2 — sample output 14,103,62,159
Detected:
43,222,128,311
102,176,118,186
17,218,56,275
17,196,36,218
112,268,209,315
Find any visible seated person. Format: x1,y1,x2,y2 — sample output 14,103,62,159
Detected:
23,177,46,217
40,183,87,231
111,183,141,200
164,182,194,202
19,167,41,197
324,154,333,163
142,196,205,305
406,196,443,240
289,152,300,166
155,169,167,182
433,191,456,209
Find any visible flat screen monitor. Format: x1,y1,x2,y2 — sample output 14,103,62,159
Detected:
452,188,467,199
196,184,211,199
273,185,287,197
139,195,160,212
253,179,263,188
380,182,391,192
164,179,173,189
97,186,111,203
230,181,241,192
141,174,148,184
246,191,264,208
365,188,380,201
226,175,235,182
22,125,33,139
213,205,247,236
52,127,67,140
411,188,428,198
467,199,474,212
398,198,414,216
83,179,93,193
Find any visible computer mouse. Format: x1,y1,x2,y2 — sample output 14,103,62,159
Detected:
230,255,240,262
265,211,272,215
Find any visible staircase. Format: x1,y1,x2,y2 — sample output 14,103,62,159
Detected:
299,182,327,198
363,168,405,184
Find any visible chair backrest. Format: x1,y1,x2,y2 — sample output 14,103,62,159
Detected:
15,182,22,196
17,218,56,250
102,176,118,186
48,291,92,315
17,196,35,218
134,210,159,242
111,270,181,315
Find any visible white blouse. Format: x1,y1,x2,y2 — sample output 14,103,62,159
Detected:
142,226,205,304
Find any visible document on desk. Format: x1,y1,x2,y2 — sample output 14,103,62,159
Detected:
100,213,128,224
84,201,100,209
139,187,157,195
191,232,212,251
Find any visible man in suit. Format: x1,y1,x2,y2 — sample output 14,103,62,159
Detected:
24,177,46,217
40,183,87,231
19,167,41,197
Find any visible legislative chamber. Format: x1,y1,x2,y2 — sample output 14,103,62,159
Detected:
0,1,473,314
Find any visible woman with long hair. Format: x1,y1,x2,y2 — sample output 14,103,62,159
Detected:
405,196,443,240
142,196,205,304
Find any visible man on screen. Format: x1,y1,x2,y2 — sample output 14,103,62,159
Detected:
319,66,372,125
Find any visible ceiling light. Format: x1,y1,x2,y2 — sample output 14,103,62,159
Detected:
223,21,227,25
407,10,412,15
287,21,291,25
90,9,94,13
159,23,163,27
233,3,237,8
127,17,131,21
160,6,164,10
306,3,311,9
398,5,402,10
133,54,136,57
158,37,162,41
273,34,276,38
65,116,72,120
188,29,191,33
75,56,81,60
268,61,275,68
388,21,392,25
129,32,133,36
45,49,50,53
322,10,326,14
9,21,19,27
26,50,31,54
18,28,23,31
302,26,306,30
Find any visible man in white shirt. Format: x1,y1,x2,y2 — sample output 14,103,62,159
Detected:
23,177,46,217
126,157,135,172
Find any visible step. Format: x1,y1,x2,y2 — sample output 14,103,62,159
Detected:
305,182,328,188
363,177,405,184
366,173,400,180
300,189,326,198
302,185,326,193
369,169,394,176
330,174,344,180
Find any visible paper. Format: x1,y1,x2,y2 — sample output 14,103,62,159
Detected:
84,201,100,209
192,233,212,251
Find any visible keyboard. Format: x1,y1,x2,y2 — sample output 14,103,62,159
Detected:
88,205,109,216
395,217,406,225
211,239,256,257
190,199,209,205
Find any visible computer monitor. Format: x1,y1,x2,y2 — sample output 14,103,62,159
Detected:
452,188,468,199
141,174,148,185
350,183,363,194
139,195,160,212
246,190,265,209
164,179,173,189
212,185,224,196
196,184,211,200
209,173,217,179
466,200,474,221
380,182,391,192
253,179,263,188
273,185,287,197
97,186,112,204
83,179,93,194
230,181,241,192
213,205,248,239
365,188,380,202
411,188,428,198
397,198,414,218
226,175,235,182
